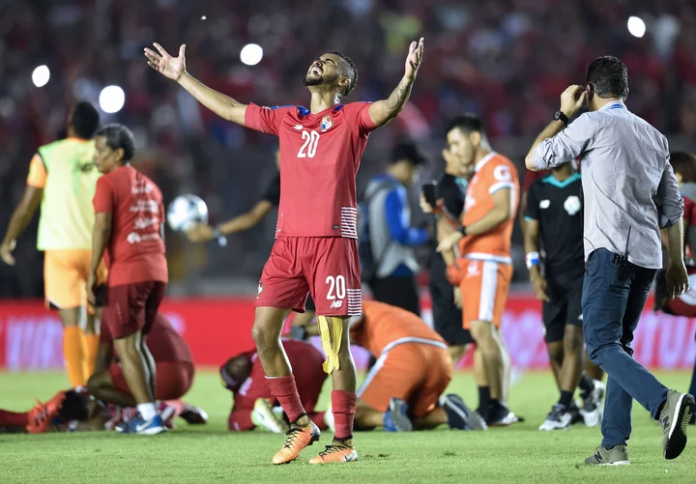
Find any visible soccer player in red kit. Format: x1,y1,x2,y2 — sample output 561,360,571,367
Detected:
222,339,328,433
145,38,424,462
87,124,169,435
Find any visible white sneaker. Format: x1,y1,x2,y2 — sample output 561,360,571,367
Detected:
539,404,572,431
580,380,605,427
251,398,288,433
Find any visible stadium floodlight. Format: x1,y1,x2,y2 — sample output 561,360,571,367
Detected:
627,16,646,38
99,85,126,114
32,65,50,88
240,43,263,66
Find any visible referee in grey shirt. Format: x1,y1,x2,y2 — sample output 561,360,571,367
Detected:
526,56,694,465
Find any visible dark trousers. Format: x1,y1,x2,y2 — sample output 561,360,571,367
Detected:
370,274,421,316
582,248,668,448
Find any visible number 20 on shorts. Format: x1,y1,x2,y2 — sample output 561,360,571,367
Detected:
326,275,346,300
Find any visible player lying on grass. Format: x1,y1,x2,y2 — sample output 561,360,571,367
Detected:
299,300,487,432
0,390,205,434
146,34,424,463
221,339,328,433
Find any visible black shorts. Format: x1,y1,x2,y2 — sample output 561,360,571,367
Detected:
429,255,473,346
542,277,583,343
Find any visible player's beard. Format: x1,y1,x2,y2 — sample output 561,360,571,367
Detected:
303,76,326,88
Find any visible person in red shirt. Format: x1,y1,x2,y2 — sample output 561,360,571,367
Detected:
145,37,425,463
88,124,168,435
222,340,328,433
87,313,194,408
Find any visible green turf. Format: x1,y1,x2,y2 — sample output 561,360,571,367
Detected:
0,370,694,483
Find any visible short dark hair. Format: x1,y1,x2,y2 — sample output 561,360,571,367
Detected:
70,102,100,139
328,50,358,97
586,56,629,99
445,113,485,138
670,152,696,184
96,124,136,162
390,141,426,166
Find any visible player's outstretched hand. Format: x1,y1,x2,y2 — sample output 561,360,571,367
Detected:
404,37,425,80
559,85,586,118
145,43,186,82
666,261,689,300
185,223,214,242
0,239,16,266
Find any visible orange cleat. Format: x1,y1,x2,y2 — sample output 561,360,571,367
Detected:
308,444,358,464
26,392,65,434
272,422,321,465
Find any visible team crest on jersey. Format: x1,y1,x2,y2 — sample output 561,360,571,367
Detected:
564,196,581,216
321,115,333,132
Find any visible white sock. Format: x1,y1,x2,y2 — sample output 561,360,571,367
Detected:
137,403,157,420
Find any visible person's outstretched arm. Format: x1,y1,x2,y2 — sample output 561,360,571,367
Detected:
368,38,424,128
145,43,248,126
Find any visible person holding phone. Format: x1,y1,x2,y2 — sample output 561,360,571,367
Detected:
526,56,692,465
362,142,429,316
419,149,474,367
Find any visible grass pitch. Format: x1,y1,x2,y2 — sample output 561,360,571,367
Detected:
0,370,693,484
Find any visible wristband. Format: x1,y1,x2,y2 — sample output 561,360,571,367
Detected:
526,251,540,270
212,225,223,238
458,226,467,236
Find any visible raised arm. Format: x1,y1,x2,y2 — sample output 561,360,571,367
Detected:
368,38,424,128
525,85,588,171
145,43,248,126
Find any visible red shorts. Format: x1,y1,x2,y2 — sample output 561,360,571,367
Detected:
110,361,194,400
256,237,361,316
102,281,166,339
359,341,452,418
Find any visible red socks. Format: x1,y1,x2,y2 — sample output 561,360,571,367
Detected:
266,375,306,424
332,390,356,441
0,409,29,427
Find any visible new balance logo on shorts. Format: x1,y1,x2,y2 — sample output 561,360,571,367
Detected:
330,300,344,309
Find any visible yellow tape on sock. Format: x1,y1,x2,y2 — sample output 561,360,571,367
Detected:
317,316,343,374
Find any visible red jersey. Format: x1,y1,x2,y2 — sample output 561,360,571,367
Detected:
100,314,193,365
245,102,377,238
228,340,326,431
93,165,168,286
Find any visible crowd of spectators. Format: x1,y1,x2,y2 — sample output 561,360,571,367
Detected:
1,0,696,296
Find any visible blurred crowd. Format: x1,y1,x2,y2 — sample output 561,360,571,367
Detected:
2,0,696,297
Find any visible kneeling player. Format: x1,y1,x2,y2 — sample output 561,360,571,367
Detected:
88,124,169,434
87,314,195,415
304,301,486,431
221,339,329,432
